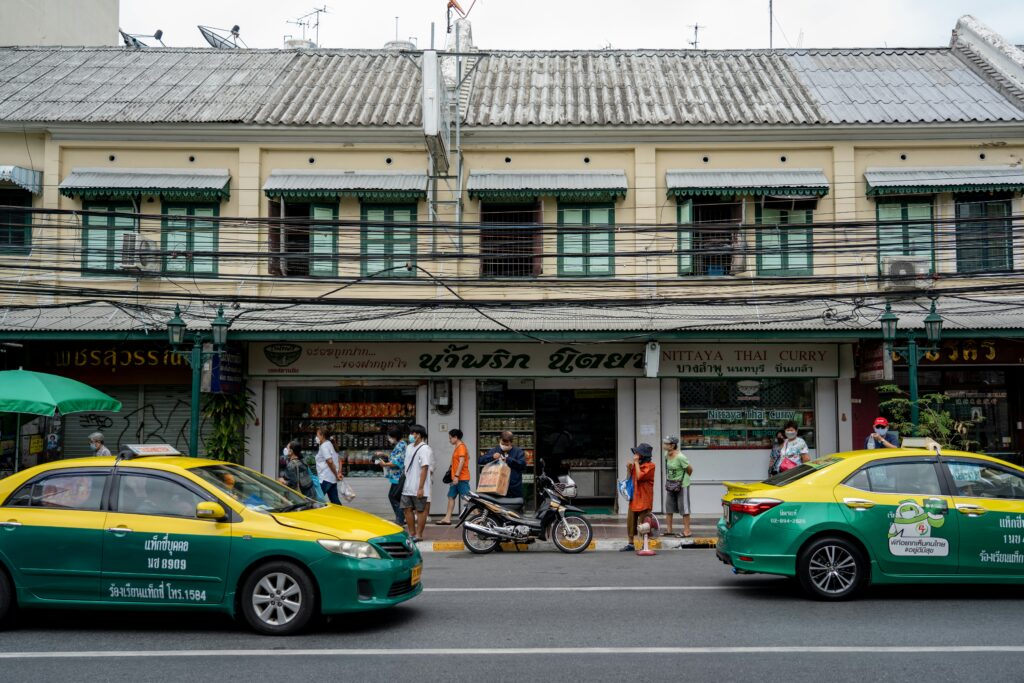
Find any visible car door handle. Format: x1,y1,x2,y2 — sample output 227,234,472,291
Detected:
843,498,876,510
0,521,22,529
955,504,988,517
106,526,133,535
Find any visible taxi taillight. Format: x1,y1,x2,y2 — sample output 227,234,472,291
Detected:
729,498,782,516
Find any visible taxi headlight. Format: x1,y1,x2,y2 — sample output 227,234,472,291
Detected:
317,540,381,559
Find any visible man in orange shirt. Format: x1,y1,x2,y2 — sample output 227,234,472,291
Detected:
438,428,471,524
622,443,656,552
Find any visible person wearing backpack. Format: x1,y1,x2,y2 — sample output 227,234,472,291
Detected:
281,440,315,497
662,436,693,538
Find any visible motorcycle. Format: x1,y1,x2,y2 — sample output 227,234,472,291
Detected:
455,460,594,554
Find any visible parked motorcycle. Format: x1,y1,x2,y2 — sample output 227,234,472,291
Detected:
456,461,593,554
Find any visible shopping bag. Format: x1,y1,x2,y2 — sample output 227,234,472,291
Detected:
617,476,634,502
779,458,798,472
309,472,327,502
477,460,511,496
339,479,357,502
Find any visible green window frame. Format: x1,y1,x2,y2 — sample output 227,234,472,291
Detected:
162,202,219,276
361,203,417,277
81,201,137,275
309,203,339,277
955,194,1013,273
875,200,934,273
755,204,813,276
557,203,615,277
0,189,32,254
677,199,694,275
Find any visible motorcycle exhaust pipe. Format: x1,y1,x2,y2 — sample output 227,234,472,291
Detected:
463,521,516,540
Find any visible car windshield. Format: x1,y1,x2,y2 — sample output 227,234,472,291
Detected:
191,464,319,514
761,456,841,487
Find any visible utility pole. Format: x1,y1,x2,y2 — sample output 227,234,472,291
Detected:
769,0,773,49
689,23,704,50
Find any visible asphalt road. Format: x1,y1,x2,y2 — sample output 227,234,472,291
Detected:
2,550,1024,682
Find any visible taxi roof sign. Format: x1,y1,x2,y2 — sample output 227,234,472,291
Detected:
124,444,181,456
900,437,941,454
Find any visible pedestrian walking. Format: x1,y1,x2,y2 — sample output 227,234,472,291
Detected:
622,443,656,552
779,421,810,470
438,428,470,525
662,436,693,538
314,427,342,504
768,429,786,476
280,440,315,497
89,431,111,457
401,424,433,542
375,426,407,527
865,416,899,449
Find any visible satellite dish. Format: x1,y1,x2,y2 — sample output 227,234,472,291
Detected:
119,29,148,48
198,25,244,49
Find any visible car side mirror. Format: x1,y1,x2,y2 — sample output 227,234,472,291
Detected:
196,501,227,521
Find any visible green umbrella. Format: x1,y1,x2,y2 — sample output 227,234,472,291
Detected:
0,370,122,474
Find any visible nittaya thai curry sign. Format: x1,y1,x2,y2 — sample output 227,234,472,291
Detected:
249,343,838,378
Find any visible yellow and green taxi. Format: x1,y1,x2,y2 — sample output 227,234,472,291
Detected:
0,455,421,634
717,447,1024,600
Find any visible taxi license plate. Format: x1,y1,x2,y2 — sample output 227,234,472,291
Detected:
411,564,422,586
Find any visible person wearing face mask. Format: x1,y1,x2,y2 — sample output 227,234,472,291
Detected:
375,426,408,527
314,427,342,505
88,432,111,457
779,421,810,470
401,424,433,542
478,430,527,506
622,443,656,552
866,417,899,449
768,430,786,476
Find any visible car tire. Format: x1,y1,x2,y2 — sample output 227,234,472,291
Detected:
0,568,14,629
240,561,317,635
797,536,866,601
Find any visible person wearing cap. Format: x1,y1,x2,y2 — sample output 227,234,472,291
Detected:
88,432,111,457
866,417,899,449
622,443,656,552
662,436,693,538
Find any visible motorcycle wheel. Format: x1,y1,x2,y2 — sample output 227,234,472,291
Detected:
462,511,501,554
552,515,593,554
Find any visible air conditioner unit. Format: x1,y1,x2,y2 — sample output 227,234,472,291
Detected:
881,255,933,291
118,233,158,272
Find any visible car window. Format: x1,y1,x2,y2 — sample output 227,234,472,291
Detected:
191,464,313,513
5,472,108,511
762,456,841,487
116,473,204,518
845,462,942,495
947,461,1024,500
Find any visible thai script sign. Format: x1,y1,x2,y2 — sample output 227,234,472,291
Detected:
660,344,838,378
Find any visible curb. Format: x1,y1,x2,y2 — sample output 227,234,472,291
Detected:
419,537,717,553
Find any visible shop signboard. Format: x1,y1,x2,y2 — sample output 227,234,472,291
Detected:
29,342,191,385
660,344,838,378
201,345,243,394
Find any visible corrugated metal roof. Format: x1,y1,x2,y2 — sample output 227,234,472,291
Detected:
0,165,42,194
864,166,1024,192
466,170,628,192
3,299,1023,335
666,168,830,196
263,170,428,193
60,167,230,192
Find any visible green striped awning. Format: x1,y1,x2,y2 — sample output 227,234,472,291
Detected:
666,169,830,197
467,170,628,202
262,170,427,202
865,166,1024,196
59,168,230,201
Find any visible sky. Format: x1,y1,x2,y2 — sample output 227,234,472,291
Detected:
119,0,1024,51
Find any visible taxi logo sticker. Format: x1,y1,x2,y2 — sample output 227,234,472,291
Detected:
887,500,949,557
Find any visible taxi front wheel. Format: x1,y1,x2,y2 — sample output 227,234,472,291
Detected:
240,561,316,635
797,536,866,601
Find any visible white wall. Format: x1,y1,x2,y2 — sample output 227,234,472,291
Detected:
0,0,119,46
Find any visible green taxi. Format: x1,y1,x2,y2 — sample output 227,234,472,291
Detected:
717,447,1024,600
0,455,421,634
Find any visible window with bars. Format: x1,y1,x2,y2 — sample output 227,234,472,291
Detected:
361,203,416,277
955,194,1013,273
162,203,219,276
677,198,742,276
82,202,137,274
755,204,813,276
268,202,338,277
557,204,614,277
480,203,541,278
876,200,933,272
0,189,31,254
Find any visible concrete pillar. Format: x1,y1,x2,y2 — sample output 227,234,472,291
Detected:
616,378,636,515
634,378,662,512
244,377,265,471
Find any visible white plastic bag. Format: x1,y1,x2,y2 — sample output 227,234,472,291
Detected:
339,479,357,502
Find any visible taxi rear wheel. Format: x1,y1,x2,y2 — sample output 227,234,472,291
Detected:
240,561,316,635
0,569,14,628
797,536,866,601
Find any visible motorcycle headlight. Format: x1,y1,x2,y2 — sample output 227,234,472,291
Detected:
317,539,381,559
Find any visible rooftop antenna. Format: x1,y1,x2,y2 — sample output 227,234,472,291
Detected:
198,25,245,48
769,0,773,49
287,6,329,47
119,28,164,48
688,23,704,50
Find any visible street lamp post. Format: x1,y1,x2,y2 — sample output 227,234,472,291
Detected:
167,304,231,457
880,301,943,434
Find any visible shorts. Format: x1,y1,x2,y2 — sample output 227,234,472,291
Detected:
627,508,652,538
401,495,429,512
447,480,471,498
665,486,691,515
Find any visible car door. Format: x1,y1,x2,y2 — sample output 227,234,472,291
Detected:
101,469,232,606
941,458,1024,577
834,457,958,576
0,468,111,601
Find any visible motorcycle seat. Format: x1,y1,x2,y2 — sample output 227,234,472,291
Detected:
474,492,525,509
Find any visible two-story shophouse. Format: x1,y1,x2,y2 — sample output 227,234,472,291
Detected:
3,15,1024,513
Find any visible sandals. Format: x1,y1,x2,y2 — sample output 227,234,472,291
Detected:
435,520,452,525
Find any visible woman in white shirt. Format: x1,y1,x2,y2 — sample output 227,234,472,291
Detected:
314,427,343,504
779,421,810,470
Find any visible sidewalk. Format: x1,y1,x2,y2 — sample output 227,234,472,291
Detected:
414,513,721,552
